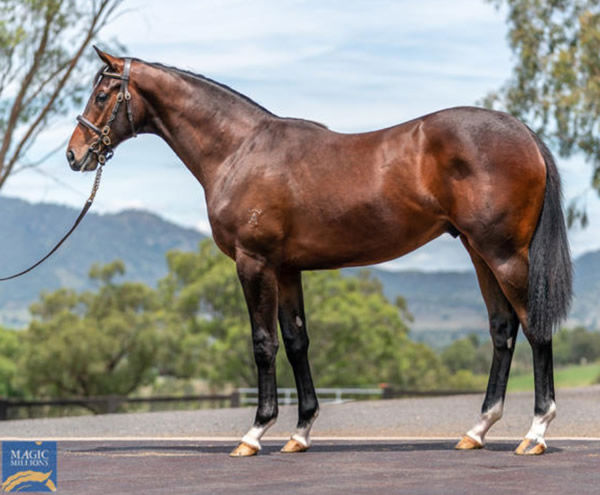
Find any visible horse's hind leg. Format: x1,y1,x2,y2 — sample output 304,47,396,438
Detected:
230,251,280,457
515,340,556,455
488,255,556,455
514,340,555,455
456,238,520,450
277,269,319,453
461,240,556,455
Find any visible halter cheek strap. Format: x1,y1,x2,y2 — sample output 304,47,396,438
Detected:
76,58,136,167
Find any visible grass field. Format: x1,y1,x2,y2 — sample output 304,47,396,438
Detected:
507,362,600,392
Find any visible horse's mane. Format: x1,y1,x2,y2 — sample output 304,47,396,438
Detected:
146,61,274,115
143,60,328,129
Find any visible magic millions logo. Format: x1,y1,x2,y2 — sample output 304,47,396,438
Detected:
1,441,57,492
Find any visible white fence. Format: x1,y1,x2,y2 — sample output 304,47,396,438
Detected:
237,387,382,405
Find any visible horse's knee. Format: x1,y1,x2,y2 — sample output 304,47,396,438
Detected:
252,326,279,367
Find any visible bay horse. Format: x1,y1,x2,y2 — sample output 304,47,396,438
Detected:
67,48,572,457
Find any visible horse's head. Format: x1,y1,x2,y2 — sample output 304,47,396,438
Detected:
66,47,141,171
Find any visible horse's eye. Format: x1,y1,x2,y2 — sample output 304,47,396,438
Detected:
95,92,108,104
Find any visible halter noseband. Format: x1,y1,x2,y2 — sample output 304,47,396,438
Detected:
76,58,137,168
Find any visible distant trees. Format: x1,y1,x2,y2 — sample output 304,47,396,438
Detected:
553,326,600,365
20,260,162,404
6,239,600,402
7,239,484,399
440,334,489,375
443,327,600,376
154,240,448,389
486,0,600,225
0,326,21,397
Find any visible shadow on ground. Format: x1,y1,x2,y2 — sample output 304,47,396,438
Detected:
66,441,563,456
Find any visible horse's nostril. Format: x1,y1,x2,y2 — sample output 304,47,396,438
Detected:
66,150,75,163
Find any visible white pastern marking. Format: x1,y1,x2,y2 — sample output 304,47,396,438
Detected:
525,401,557,446
506,337,513,349
290,410,319,448
240,418,276,450
465,401,503,445
295,316,303,327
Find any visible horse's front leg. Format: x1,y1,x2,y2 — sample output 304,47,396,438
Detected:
230,251,280,457
278,269,319,453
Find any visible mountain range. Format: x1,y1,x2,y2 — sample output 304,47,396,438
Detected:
0,195,597,347
0,196,204,327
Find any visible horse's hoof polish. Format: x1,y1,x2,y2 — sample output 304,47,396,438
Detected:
455,435,483,450
281,438,308,453
514,438,546,455
229,442,259,457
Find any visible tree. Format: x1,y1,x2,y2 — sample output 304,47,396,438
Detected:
17,244,488,400
440,334,490,375
553,326,600,364
157,241,256,387
159,239,448,389
0,326,21,397
298,270,443,388
20,260,162,406
485,0,600,225
0,0,123,189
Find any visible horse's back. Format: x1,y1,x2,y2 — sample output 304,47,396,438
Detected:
210,107,547,269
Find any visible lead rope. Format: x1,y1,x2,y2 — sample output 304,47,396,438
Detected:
0,163,104,281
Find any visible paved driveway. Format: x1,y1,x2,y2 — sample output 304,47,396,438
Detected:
1,387,599,494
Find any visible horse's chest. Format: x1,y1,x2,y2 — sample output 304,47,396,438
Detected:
206,196,239,258
207,192,284,260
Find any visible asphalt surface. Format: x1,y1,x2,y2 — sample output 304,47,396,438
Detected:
1,386,599,439
1,387,599,494
55,439,600,494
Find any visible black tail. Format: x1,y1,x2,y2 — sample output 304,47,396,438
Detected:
527,130,573,343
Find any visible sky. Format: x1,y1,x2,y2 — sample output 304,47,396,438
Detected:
4,0,600,271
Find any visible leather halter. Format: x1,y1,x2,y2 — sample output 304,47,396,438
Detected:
76,58,137,168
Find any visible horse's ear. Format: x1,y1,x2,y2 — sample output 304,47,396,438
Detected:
93,45,122,71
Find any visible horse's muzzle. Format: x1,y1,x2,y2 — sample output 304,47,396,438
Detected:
67,149,97,172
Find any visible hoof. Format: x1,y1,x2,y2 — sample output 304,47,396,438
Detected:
455,435,483,450
229,442,259,457
515,438,546,456
281,438,309,453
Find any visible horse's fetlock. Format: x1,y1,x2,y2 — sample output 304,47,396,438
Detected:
299,399,319,424
256,405,278,425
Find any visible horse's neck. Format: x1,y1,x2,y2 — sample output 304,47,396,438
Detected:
138,65,266,191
